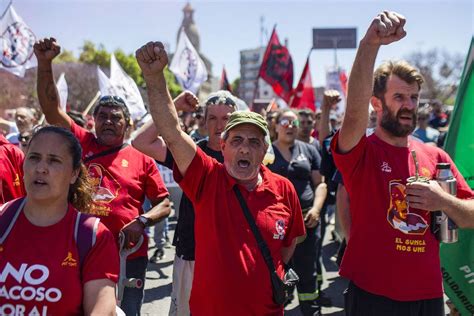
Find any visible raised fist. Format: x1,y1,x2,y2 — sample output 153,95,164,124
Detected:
174,91,199,112
363,11,406,46
34,37,61,63
135,41,168,77
322,90,342,109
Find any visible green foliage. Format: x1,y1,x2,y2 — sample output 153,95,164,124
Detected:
79,41,110,68
164,67,183,98
77,40,182,97
232,77,240,96
54,49,77,64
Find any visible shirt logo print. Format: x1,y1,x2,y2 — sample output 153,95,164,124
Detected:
381,161,392,173
61,252,78,267
121,159,129,168
273,219,286,240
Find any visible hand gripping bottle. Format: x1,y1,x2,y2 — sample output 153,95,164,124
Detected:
434,163,458,243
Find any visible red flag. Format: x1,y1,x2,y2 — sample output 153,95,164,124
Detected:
220,67,232,92
339,70,348,97
290,57,315,111
258,28,294,102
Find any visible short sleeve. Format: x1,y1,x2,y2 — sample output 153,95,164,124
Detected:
330,131,367,181
282,183,306,247
308,143,321,171
173,147,215,203
144,158,169,204
440,151,474,200
82,223,119,284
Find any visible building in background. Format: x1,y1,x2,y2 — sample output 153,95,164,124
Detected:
239,47,276,106
174,3,218,99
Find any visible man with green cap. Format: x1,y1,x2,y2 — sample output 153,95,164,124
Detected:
136,41,306,316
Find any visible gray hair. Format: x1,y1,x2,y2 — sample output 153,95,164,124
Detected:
203,90,238,120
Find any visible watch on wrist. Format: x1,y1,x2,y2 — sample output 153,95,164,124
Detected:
136,215,150,227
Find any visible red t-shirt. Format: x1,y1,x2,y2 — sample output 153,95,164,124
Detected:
0,135,25,204
174,147,306,316
70,121,169,258
331,132,474,301
0,203,119,315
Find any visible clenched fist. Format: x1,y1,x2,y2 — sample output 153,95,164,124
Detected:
363,11,406,46
322,90,341,110
135,41,168,77
174,91,199,112
34,37,61,63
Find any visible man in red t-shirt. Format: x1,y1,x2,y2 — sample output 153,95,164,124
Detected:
332,11,474,316
34,38,172,315
136,42,306,315
0,134,25,204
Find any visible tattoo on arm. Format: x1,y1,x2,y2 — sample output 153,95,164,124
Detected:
45,82,58,102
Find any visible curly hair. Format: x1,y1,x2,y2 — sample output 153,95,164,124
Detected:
28,126,93,213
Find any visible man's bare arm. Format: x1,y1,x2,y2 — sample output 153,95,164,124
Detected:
132,91,199,162
338,11,406,153
34,38,71,128
136,42,196,176
318,90,340,146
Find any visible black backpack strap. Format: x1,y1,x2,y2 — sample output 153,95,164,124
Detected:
74,212,100,270
0,197,26,244
84,143,128,163
233,185,277,274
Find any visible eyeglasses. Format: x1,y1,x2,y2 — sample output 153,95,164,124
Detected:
98,95,126,107
205,96,236,106
279,119,300,128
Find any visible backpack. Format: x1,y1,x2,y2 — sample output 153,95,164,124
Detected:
0,197,99,271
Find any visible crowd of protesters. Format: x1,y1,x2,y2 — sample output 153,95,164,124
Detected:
1,10,474,316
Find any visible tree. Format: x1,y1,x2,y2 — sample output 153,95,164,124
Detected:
232,77,240,96
406,49,464,104
54,49,77,64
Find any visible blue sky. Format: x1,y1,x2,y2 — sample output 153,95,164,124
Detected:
5,0,473,86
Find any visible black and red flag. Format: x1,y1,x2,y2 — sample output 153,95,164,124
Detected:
220,67,232,92
258,27,294,103
290,57,315,111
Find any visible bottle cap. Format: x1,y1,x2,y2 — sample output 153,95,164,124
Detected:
436,163,451,170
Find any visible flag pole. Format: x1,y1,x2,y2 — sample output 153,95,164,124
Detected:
0,0,13,20
82,91,101,116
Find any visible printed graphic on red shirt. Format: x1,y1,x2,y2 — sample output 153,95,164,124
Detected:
387,180,429,236
87,163,121,216
0,262,64,315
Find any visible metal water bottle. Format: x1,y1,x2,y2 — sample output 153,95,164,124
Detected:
434,163,458,243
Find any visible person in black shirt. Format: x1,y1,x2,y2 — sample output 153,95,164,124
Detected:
132,90,236,316
267,109,327,316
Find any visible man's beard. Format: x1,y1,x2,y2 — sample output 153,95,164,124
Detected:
380,99,417,137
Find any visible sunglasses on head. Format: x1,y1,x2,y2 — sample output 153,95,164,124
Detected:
279,118,300,128
206,96,236,106
98,95,126,107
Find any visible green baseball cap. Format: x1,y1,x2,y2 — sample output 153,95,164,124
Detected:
223,111,269,138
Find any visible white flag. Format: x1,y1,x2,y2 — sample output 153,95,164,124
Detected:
56,73,68,111
0,5,37,77
169,29,208,94
97,66,114,96
109,54,146,121
325,67,347,115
